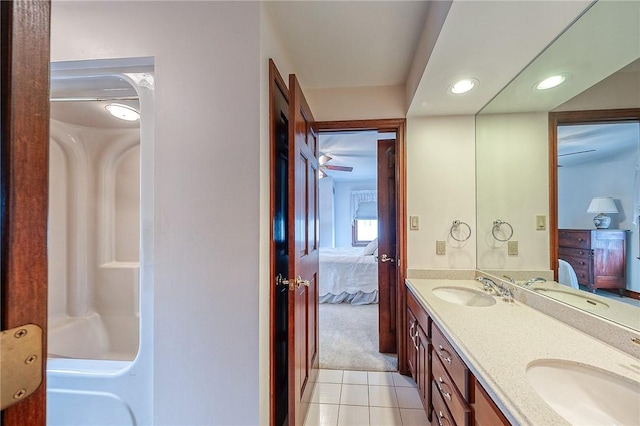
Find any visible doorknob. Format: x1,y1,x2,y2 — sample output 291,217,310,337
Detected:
380,254,395,263
276,274,310,290
0,324,43,410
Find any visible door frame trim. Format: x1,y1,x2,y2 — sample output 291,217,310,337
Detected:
1,0,51,423
315,118,407,374
268,59,290,426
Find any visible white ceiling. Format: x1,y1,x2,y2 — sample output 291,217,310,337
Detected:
265,1,431,89
558,122,639,168
266,0,594,116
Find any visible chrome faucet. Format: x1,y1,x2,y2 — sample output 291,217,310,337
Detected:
476,276,500,293
523,277,547,288
476,276,514,302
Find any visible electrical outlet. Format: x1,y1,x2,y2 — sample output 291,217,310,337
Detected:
536,215,546,230
410,215,419,230
508,240,518,256
436,240,446,255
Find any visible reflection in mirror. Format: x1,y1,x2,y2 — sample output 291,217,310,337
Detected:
476,0,640,331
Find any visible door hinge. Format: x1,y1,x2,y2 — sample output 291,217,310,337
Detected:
1,324,43,411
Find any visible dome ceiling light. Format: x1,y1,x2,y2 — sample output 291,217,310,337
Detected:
105,103,140,121
449,78,478,95
535,74,570,90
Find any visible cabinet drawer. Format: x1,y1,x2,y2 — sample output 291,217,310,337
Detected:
433,355,471,426
558,230,591,249
431,381,456,426
560,255,592,284
558,246,590,258
432,324,470,400
408,289,430,337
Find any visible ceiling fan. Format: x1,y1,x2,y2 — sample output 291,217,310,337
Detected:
319,154,353,178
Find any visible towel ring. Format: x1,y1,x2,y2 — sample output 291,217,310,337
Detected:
492,220,513,242
450,220,471,242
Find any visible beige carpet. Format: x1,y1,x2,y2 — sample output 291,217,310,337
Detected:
319,303,397,371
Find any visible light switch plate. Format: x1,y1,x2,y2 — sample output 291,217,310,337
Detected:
508,241,518,256
410,215,419,230
536,215,546,230
436,240,446,255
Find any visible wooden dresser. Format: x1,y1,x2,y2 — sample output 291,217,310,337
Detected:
558,229,627,293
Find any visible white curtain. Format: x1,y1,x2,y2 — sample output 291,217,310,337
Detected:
351,190,377,221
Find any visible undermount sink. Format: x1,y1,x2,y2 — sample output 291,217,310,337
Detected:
432,286,496,307
526,359,640,425
533,288,609,311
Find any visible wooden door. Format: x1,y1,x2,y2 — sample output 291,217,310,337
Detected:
1,1,50,424
287,74,319,426
377,139,397,353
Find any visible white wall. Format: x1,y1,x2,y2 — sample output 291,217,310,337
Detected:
52,2,262,424
475,112,550,271
319,177,335,247
558,150,639,292
306,85,405,121
406,116,476,270
334,180,377,247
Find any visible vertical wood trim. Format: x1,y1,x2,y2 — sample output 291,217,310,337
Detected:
268,59,289,426
396,120,407,375
1,1,50,424
548,113,559,281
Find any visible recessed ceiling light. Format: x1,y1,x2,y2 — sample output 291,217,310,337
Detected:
449,78,478,94
535,74,570,90
105,103,140,121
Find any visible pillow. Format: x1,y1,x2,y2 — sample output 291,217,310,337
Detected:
373,248,378,257
363,238,378,255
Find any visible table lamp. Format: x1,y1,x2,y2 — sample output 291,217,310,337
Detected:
587,196,618,229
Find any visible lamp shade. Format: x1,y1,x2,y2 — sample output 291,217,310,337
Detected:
587,197,618,214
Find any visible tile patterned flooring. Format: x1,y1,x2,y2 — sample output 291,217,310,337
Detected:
304,369,428,426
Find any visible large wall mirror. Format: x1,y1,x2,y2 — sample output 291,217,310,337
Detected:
476,0,640,331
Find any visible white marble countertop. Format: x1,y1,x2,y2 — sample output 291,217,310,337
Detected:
406,278,640,426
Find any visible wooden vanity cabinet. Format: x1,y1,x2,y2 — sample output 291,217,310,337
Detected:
406,286,510,426
407,290,431,414
558,229,627,293
471,377,510,426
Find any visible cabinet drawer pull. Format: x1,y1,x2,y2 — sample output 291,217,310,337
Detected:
437,376,452,401
437,410,452,426
409,321,415,346
413,329,420,351
437,345,452,365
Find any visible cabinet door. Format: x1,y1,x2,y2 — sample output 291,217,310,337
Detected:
472,378,509,426
407,308,418,382
416,322,431,414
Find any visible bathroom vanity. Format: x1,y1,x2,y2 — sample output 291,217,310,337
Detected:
405,278,640,425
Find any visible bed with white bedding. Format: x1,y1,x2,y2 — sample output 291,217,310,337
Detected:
319,246,378,305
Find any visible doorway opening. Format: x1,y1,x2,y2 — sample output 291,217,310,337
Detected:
317,129,398,372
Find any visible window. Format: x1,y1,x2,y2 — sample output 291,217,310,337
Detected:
353,219,378,246
351,190,378,246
